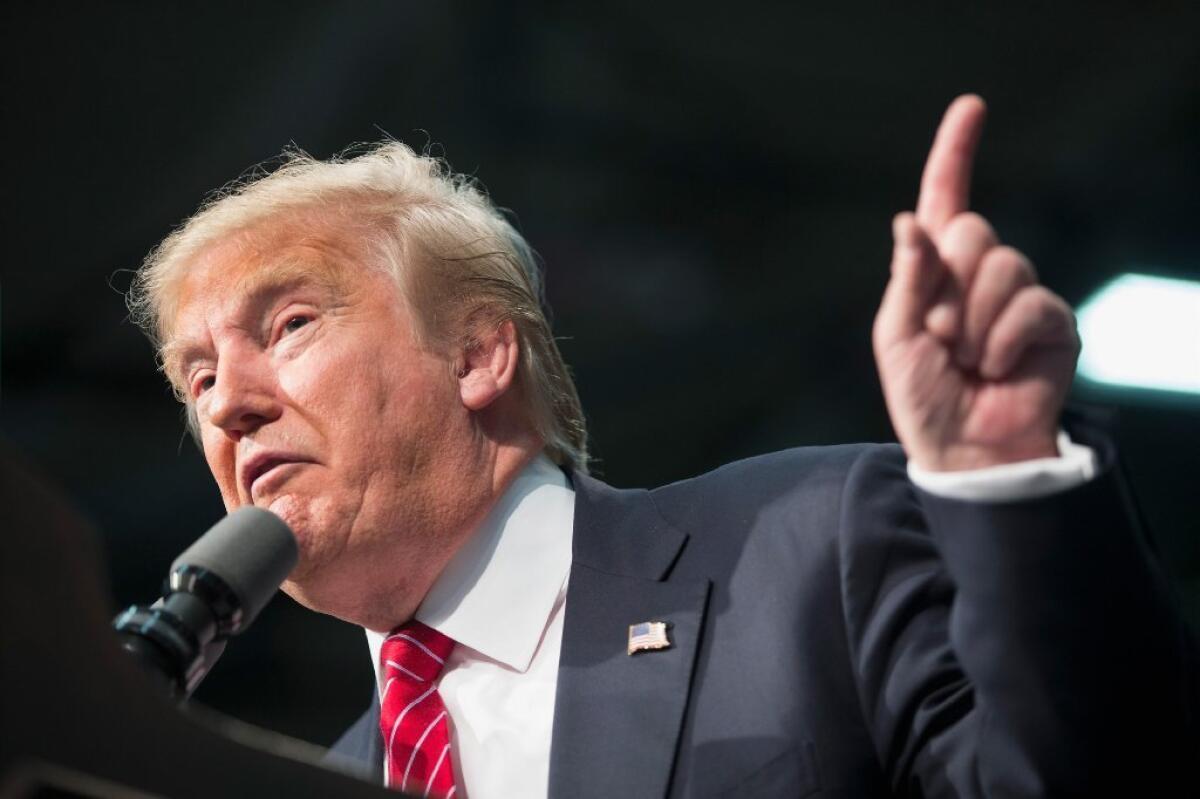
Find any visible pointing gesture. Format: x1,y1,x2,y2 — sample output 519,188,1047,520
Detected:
873,95,1080,471
915,94,985,235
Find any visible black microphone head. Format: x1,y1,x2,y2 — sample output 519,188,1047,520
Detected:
169,507,297,634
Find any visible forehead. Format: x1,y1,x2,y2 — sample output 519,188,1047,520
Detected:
161,226,376,377
184,212,388,311
178,237,348,311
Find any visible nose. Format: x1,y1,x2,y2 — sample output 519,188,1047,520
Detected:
204,349,282,439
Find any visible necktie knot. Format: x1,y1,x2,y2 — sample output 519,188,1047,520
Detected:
378,621,459,797
380,620,454,684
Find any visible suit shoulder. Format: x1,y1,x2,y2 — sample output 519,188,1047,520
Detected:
651,443,902,501
646,443,904,538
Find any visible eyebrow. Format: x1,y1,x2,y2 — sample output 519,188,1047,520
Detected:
162,258,351,387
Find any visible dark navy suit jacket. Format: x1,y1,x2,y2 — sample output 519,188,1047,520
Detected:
328,432,1197,797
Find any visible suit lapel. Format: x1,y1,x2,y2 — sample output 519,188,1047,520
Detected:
548,473,711,798
324,689,383,783
362,696,383,777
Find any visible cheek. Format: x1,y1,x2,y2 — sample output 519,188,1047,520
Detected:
278,332,384,405
201,434,240,506
283,339,456,439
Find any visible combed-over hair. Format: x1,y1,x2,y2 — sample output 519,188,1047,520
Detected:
127,142,589,473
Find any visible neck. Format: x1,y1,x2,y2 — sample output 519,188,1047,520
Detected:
374,440,542,631
308,428,543,633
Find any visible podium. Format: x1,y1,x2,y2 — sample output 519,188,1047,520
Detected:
0,446,393,798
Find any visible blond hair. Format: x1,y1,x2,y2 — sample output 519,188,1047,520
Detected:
128,142,589,473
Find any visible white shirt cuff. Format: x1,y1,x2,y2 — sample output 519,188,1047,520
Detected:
907,430,1099,503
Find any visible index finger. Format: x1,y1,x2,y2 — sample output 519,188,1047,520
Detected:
915,94,987,236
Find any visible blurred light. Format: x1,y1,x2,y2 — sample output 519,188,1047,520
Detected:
1076,273,1200,394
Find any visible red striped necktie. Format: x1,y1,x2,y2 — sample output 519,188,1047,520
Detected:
378,621,458,797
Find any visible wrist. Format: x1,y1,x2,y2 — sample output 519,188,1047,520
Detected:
908,430,1100,501
908,436,1059,473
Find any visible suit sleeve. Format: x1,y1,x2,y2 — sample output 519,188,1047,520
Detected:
836,434,1198,797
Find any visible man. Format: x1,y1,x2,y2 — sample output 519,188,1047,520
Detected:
129,96,1195,796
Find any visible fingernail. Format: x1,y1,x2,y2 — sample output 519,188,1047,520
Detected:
926,302,955,333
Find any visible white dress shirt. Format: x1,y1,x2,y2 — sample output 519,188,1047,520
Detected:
908,430,1098,501
366,455,575,799
364,437,1097,798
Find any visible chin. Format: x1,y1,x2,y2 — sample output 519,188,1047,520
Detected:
277,542,335,609
265,492,359,584
265,492,321,537
260,495,320,567
278,575,326,615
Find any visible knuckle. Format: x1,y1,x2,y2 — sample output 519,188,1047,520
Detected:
1036,285,1065,313
1023,287,1076,334
983,245,1036,284
1020,283,1053,309
947,211,998,244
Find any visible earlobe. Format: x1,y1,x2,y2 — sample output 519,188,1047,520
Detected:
458,320,519,411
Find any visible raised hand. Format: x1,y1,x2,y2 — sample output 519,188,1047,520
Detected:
872,95,1080,472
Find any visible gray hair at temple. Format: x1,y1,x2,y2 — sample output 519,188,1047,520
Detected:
127,141,589,473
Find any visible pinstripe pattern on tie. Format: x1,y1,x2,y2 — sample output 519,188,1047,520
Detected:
378,621,458,798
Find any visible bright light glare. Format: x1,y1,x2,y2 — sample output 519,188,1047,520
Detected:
1076,273,1200,394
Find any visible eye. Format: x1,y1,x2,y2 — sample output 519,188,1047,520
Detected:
282,315,311,335
193,374,216,397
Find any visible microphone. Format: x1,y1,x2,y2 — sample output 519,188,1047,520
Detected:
113,507,298,701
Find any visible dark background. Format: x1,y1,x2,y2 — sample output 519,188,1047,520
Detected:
4,2,1198,747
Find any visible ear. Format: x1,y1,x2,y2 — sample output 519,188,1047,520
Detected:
458,319,520,412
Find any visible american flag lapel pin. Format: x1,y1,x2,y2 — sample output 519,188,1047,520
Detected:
627,621,672,655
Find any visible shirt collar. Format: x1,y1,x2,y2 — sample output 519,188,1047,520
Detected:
366,454,575,679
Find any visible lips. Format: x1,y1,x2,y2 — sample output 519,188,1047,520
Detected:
239,450,315,501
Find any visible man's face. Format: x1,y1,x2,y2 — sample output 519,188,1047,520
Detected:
169,228,482,617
